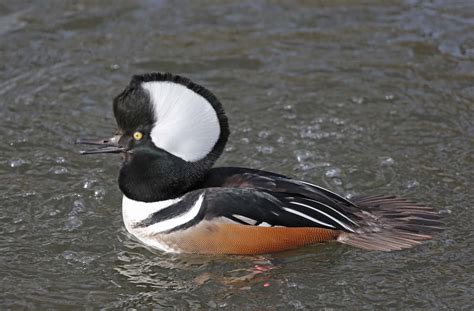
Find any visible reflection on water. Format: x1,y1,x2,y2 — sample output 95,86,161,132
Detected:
112,238,353,308
1,0,473,308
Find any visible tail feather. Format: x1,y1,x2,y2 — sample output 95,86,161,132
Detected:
337,195,442,251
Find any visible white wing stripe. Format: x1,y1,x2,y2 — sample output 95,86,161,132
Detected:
232,214,258,225
289,201,355,232
300,198,359,226
282,207,336,229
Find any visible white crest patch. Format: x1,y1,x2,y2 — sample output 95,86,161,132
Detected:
142,81,221,162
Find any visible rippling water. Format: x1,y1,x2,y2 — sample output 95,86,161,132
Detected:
1,0,473,308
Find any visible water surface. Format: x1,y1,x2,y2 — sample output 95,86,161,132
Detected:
1,0,473,309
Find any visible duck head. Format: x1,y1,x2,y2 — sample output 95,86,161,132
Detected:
77,73,229,202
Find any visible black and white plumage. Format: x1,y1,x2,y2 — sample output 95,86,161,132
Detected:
77,72,442,254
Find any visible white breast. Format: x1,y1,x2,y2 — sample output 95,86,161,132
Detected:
121,194,205,252
122,195,180,252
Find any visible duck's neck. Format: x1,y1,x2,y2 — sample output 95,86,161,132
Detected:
118,149,211,202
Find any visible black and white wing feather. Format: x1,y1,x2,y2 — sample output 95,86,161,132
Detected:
199,166,363,226
130,167,441,252
134,186,359,234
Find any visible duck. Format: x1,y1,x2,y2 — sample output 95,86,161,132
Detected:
76,72,442,254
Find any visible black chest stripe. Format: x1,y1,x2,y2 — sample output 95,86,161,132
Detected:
133,193,203,229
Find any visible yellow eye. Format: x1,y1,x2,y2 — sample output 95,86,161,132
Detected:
133,131,143,141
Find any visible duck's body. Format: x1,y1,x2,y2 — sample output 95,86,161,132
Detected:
121,166,438,254
78,73,441,255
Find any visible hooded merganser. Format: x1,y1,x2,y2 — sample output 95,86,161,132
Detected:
76,73,442,254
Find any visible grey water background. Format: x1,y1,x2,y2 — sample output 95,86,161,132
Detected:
1,0,473,309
